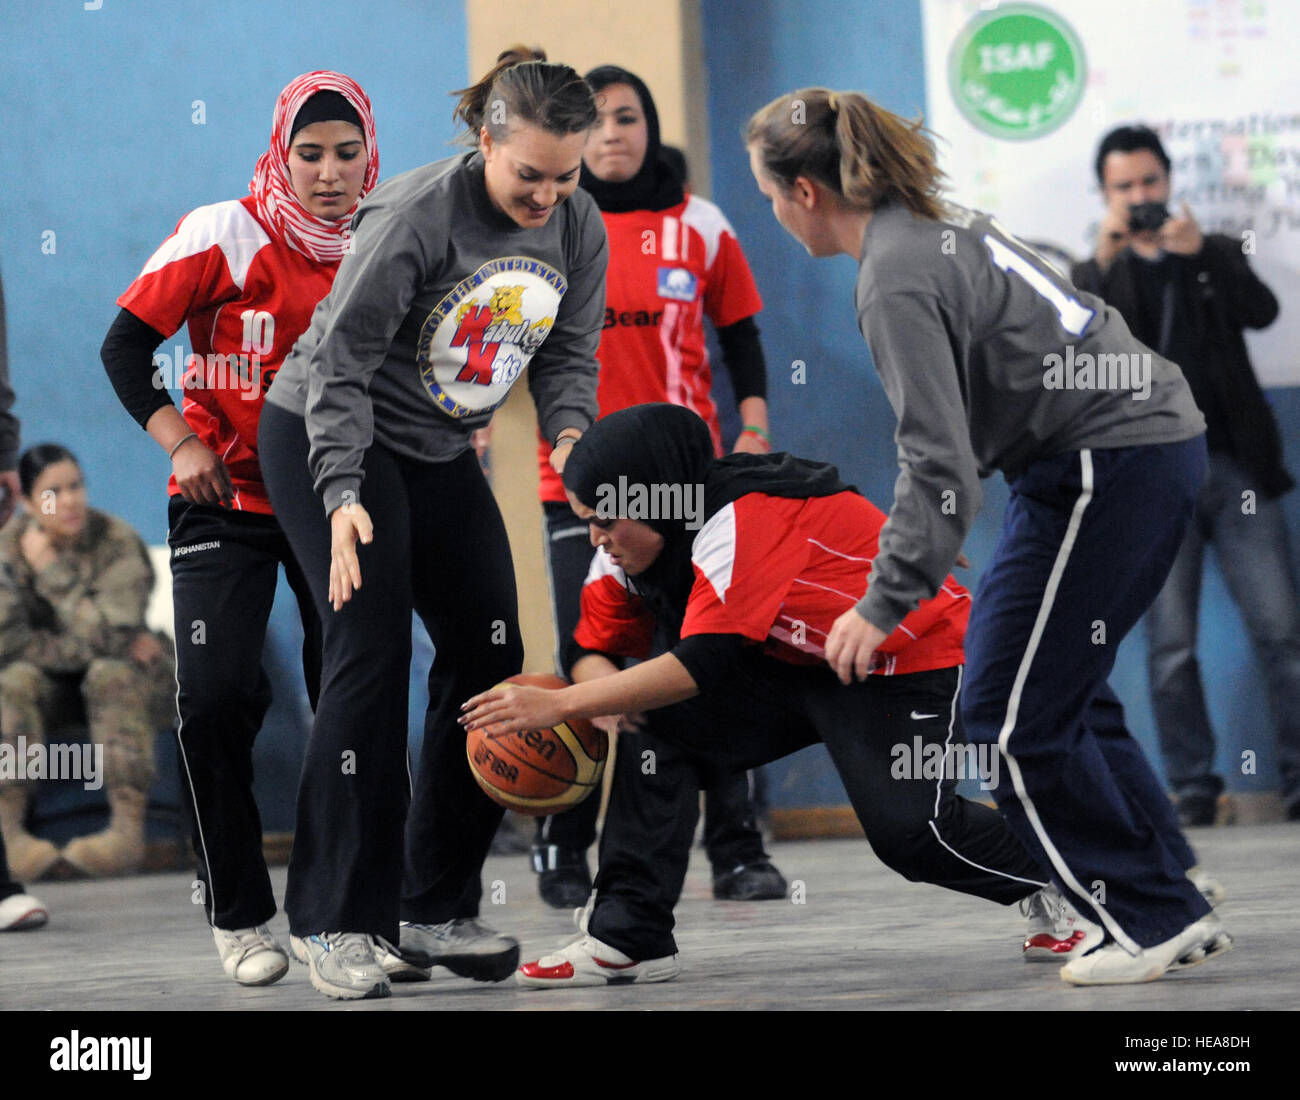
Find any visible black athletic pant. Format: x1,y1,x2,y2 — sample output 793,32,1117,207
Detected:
535,500,770,874
168,497,321,932
259,403,521,942
590,657,1048,960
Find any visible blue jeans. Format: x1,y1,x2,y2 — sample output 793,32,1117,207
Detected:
1146,452,1300,811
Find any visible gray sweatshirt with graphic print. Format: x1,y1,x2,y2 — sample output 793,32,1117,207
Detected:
853,200,1204,636
267,151,607,516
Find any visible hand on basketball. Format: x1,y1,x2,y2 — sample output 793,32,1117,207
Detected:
171,437,234,507
328,501,373,612
460,683,568,735
824,607,888,685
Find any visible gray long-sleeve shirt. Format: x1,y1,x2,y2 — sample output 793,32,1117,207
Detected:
266,151,608,516
854,200,1204,635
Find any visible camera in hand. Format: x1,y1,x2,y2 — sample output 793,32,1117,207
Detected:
1128,201,1170,233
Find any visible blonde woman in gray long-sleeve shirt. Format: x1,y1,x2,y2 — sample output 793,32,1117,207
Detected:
259,47,607,1001
746,88,1230,986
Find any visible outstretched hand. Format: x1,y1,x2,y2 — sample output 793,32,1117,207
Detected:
329,502,373,611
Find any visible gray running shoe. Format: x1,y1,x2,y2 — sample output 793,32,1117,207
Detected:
289,932,390,1000
394,918,520,982
373,935,432,982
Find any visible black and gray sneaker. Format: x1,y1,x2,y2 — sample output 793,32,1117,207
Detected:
289,932,390,1000
393,918,520,982
531,844,593,910
712,861,788,901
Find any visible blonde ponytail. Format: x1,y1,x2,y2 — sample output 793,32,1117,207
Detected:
747,88,947,220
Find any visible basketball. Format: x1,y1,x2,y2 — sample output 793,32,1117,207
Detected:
465,674,609,816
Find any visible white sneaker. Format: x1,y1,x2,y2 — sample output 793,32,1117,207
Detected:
1187,865,1225,907
0,892,48,931
212,925,290,986
516,933,681,988
289,932,390,1000
1020,885,1104,962
1060,913,1232,986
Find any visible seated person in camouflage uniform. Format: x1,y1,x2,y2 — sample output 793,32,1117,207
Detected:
0,443,175,879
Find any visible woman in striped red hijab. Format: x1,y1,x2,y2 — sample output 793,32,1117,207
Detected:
100,71,378,990
251,71,379,263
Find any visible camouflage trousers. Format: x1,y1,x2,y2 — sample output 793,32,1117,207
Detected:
0,651,176,794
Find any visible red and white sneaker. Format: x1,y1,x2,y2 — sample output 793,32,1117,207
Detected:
1021,885,1103,962
0,892,48,931
516,934,680,989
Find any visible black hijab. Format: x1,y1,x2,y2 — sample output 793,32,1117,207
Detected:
580,65,684,214
563,404,853,635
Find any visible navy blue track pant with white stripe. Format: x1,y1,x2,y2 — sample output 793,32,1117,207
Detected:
961,437,1211,952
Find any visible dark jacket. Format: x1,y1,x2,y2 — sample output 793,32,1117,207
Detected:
1073,234,1293,499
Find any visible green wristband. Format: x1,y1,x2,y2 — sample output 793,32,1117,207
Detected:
742,424,770,443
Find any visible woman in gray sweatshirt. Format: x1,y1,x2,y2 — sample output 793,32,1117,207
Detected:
743,87,1229,987
258,47,607,1000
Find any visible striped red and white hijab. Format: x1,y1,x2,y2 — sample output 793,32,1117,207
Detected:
250,71,379,264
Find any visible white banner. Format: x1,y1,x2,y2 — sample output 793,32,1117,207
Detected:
922,0,1300,385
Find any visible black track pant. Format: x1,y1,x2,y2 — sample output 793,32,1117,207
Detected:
168,497,321,932
259,404,521,941
590,658,1048,960
534,500,769,874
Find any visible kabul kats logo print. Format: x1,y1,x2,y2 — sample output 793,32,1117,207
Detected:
418,256,565,418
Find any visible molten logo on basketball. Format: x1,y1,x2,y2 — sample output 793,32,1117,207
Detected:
515,726,558,762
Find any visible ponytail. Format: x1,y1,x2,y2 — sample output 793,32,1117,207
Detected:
746,88,947,220
452,44,597,145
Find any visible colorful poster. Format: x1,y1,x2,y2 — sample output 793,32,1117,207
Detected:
923,0,1300,384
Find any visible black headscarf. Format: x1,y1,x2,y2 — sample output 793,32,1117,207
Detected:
562,404,852,636
580,65,684,214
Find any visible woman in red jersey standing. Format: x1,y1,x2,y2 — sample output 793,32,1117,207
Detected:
100,71,379,989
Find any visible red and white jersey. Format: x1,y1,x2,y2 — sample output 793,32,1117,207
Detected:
537,195,763,502
118,195,339,513
574,491,968,675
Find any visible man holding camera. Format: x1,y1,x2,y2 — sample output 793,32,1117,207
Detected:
1073,124,1300,827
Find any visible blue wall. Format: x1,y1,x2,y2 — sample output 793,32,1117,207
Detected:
702,0,1300,807
1,0,467,830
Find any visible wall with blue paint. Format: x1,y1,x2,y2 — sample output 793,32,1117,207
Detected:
1,0,467,831
701,0,1300,809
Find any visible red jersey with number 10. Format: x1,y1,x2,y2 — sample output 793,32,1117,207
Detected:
537,195,763,502
575,490,969,675
118,196,339,513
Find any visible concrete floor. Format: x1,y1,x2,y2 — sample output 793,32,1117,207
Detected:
1,825,1296,1013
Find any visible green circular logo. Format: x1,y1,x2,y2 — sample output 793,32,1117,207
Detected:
948,4,1086,141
